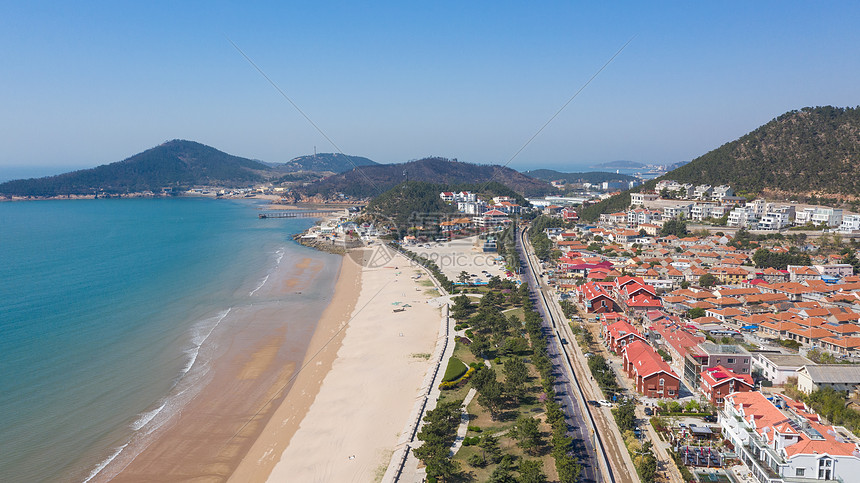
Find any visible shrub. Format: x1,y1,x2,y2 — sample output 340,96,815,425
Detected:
468,425,482,432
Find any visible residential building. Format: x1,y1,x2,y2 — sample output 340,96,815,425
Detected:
683,342,752,387
796,364,860,394
700,365,754,405
795,207,843,227
727,205,758,228
721,391,860,483
711,185,734,201
839,214,860,234
694,184,713,200
622,340,681,399
662,203,693,220
630,192,659,206
752,353,814,386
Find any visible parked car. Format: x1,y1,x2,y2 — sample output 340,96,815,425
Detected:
703,414,717,423
644,407,653,416
598,400,612,407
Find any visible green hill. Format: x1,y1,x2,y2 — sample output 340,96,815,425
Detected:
523,169,638,184
580,106,860,221
666,106,860,198
0,140,271,197
277,153,377,173
298,157,554,199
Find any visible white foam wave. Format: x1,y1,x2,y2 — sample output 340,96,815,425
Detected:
83,442,129,483
182,308,231,375
249,248,286,296
249,274,269,296
130,403,166,431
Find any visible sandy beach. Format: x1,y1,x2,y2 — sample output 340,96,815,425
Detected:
231,246,444,482
105,250,346,482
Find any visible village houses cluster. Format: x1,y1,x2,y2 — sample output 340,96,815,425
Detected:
549,213,860,480
620,181,860,233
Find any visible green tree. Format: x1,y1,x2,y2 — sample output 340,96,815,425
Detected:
413,400,462,481
698,273,718,288
514,415,542,455
687,307,706,319
504,356,529,402
614,398,636,432
518,460,547,483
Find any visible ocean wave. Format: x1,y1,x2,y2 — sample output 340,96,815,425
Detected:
248,275,269,296
82,442,129,483
248,247,286,296
130,403,166,431
183,308,231,375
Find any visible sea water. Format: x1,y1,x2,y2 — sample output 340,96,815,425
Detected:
0,198,337,482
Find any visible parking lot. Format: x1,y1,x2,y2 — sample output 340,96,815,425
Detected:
407,236,512,282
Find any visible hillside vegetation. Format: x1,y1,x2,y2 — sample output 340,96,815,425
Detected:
580,106,860,220
298,157,554,199
668,106,860,198
0,140,270,197
276,152,377,173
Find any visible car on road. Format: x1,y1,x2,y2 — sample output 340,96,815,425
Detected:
598,400,612,407
561,338,568,345
644,407,653,416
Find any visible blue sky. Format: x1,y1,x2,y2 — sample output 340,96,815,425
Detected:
1,1,858,175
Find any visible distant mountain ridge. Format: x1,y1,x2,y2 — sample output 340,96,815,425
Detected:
295,157,554,198
0,140,270,197
278,153,377,173
523,169,637,184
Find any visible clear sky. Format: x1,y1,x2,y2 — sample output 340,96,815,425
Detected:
1,1,859,175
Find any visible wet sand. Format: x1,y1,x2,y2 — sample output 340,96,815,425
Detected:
106,253,351,482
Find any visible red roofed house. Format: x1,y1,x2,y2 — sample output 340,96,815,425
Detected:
602,320,647,355
622,340,681,398
577,282,618,313
700,365,754,405
477,209,509,227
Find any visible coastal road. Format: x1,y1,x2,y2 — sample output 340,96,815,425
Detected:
515,227,603,483
517,227,639,483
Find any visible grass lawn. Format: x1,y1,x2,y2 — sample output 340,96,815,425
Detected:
443,357,468,382
502,307,525,322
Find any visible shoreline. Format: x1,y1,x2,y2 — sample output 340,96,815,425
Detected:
231,247,444,482
100,239,347,481
227,253,362,481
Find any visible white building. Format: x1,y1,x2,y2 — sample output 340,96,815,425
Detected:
691,203,718,221
727,205,758,228
712,185,735,201
752,353,814,386
813,264,854,279
795,207,843,227
721,391,860,483
796,364,860,394
693,184,713,199
630,192,659,206
839,214,860,234
662,203,693,220
457,201,487,215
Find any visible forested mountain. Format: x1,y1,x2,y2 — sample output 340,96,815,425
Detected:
298,157,554,198
277,153,377,173
523,169,638,184
0,140,270,197
667,106,860,198
580,106,860,221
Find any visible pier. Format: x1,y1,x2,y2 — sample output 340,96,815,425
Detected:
258,210,336,219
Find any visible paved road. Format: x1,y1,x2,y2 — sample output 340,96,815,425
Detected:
519,226,645,483
516,228,604,483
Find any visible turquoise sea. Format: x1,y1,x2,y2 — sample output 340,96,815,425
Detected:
0,198,338,482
